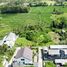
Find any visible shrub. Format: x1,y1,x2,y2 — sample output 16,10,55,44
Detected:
0,4,30,13
51,17,67,29
29,2,48,7
54,2,64,6
52,8,64,15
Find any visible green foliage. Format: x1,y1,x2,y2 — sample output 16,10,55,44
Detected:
63,64,67,67
52,8,63,15
0,3,30,14
45,61,56,67
37,34,52,43
0,45,8,54
15,37,33,47
29,2,48,7
51,17,67,29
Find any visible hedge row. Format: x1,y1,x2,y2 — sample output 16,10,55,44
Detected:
29,2,48,7
0,5,29,13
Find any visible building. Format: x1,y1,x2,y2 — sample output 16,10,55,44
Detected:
0,32,18,48
55,59,67,65
49,45,67,49
42,45,67,65
12,47,33,67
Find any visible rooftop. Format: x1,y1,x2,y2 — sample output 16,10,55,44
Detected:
50,45,67,49
48,49,60,55
15,47,33,61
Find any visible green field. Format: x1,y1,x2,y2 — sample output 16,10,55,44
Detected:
0,6,67,28
0,6,67,44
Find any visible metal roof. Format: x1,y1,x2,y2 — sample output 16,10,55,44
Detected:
5,32,18,41
48,49,60,55
15,47,33,61
50,45,67,49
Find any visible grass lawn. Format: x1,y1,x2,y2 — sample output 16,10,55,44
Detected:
0,6,67,38
45,61,56,67
15,37,34,47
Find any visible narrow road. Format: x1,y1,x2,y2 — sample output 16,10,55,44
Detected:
9,47,21,66
38,47,43,67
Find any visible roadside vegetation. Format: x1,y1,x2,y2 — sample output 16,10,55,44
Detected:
45,61,56,67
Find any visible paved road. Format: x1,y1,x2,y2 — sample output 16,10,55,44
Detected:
9,47,21,65
38,47,43,67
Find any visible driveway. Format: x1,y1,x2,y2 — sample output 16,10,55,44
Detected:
38,47,43,67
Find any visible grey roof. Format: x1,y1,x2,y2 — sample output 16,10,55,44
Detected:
5,32,18,41
15,47,32,61
50,45,67,49
48,49,60,55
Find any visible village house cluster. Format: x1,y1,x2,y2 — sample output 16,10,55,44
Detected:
1,33,67,67
2,44,67,67
42,45,67,66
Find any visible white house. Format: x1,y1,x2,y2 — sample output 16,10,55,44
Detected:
0,32,18,48
12,47,33,67
55,59,67,65
4,32,18,48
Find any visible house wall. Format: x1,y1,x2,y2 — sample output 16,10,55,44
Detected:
13,57,33,67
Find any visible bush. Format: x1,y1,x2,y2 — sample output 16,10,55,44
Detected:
52,8,63,15
0,5,30,14
51,17,67,29
29,2,48,7
54,2,64,6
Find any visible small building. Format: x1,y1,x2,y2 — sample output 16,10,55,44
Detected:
49,45,67,49
42,45,67,67
12,47,33,67
0,32,18,48
48,49,60,56
55,59,67,65
42,45,67,60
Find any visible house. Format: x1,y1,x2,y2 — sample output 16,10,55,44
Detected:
12,47,33,67
42,45,67,65
49,45,67,49
4,32,18,48
0,32,18,48
55,59,67,65
48,49,60,56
